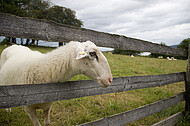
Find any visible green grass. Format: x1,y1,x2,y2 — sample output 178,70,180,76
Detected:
0,44,188,126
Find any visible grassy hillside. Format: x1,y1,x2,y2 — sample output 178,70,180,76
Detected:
0,45,188,126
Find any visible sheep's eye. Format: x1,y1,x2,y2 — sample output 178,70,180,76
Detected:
89,52,99,61
89,52,96,57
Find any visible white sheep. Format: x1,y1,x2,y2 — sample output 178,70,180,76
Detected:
158,56,163,59
167,57,172,60
0,41,113,126
108,52,112,55
171,57,177,60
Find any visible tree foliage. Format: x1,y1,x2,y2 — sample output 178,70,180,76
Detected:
113,48,141,56
25,0,50,19
0,0,27,16
176,38,190,59
47,5,83,27
0,0,83,45
177,38,190,52
0,0,83,27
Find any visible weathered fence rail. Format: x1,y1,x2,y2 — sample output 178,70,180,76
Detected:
79,92,184,126
0,12,186,56
152,112,183,126
0,72,185,109
0,12,189,126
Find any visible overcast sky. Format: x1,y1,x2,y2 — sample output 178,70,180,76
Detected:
51,0,190,46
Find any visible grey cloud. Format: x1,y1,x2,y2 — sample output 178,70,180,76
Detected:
51,0,190,45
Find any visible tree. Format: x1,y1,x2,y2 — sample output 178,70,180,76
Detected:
24,0,50,19
45,5,83,46
160,42,166,46
178,38,190,52
46,5,83,27
0,1,83,46
0,0,27,44
0,0,27,16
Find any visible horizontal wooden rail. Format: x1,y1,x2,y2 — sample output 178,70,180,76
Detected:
0,12,186,56
152,112,183,126
79,92,184,126
0,72,185,109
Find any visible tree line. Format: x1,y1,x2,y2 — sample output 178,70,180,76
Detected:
0,0,83,46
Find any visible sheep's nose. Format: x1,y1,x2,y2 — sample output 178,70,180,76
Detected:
108,78,112,83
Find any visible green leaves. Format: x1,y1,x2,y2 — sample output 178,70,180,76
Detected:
0,0,83,27
178,38,190,51
46,5,83,27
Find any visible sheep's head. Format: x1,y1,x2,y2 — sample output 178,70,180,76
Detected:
76,41,112,88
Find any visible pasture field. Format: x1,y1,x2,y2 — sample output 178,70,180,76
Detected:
0,44,189,126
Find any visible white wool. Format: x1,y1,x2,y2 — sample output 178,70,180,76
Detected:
0,42,80,85
0,45,31,68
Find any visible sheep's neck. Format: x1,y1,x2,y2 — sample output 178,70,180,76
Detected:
45,46,79,83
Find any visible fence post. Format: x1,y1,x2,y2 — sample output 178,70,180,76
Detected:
185,44,190,115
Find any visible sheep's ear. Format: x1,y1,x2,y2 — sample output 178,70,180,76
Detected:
76,50,88,60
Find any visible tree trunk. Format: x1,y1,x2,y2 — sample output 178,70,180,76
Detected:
31,39,35,45
25,39,30,45
20,38,23,45
59,42,63,47
36,40,39,46
12,37,16,44
6,37,11,42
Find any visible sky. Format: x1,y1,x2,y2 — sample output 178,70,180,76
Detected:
50,0,190,46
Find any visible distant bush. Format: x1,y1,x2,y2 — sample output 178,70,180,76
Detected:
0,38,10,45
178,38,190,52
113,48,141,56
149,53,186,60
149,53,168,58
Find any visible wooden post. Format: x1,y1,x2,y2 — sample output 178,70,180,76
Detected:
185,44,190,115
36,40,39,46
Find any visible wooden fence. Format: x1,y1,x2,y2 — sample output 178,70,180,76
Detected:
0,12,189,126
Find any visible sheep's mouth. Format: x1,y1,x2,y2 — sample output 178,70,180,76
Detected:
101,81,110,88
96,79,110,88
